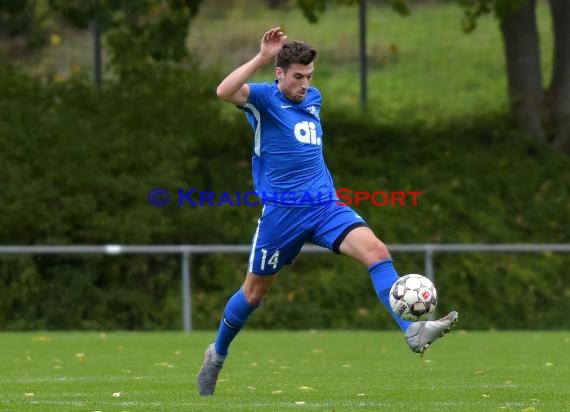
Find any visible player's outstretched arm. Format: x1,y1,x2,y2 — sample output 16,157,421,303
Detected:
216,27,288,106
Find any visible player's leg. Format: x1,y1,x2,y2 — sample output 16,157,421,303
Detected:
310,202,458,354
339,224,458,354
336,225,413,332
197,272,275,396
214,272,275,358
308,203,411,330
198,205,308,395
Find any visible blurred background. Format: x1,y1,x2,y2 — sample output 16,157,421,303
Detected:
1,0,568,332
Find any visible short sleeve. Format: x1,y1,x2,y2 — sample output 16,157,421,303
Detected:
247,82,272,108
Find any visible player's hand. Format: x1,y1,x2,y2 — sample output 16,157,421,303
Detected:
260,27,287,59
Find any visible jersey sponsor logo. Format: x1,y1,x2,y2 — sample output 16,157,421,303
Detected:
280,103,292,109
294,121,321,145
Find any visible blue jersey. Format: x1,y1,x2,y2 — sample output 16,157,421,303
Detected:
241,80,339,207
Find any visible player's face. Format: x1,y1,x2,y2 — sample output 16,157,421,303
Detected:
276,62,314,103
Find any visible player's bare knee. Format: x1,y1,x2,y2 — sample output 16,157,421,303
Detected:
242,276,270,306
370,239,390,261
244,291,265,306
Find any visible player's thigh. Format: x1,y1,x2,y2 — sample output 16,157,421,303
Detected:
338,226,390,266
247,205,308,275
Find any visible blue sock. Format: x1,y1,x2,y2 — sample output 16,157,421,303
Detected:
369,258,412,332
214,288,257,356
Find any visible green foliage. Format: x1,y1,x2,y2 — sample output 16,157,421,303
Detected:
1,63,569,331
446,0,529,32
0,61,251,330
295,0,410,23
0,0,48,49
0,0,202,77
296,0,328,23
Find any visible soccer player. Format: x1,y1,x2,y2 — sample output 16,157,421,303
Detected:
197,27,458,396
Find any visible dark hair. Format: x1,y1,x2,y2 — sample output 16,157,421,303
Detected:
275,41,317,70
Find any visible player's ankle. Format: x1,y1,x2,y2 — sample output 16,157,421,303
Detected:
212,347,227,364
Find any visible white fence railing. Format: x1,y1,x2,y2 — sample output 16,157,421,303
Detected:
2,244,569,332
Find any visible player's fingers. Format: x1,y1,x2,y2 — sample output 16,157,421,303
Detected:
263,27,285,43
263,27,276,40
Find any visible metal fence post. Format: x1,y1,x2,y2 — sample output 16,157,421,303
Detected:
424,247,436,317
424,247,434,282
92,20,102,88
182,251,192,332
359,0,368,110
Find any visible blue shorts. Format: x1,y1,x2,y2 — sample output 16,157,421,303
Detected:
247,202,368,275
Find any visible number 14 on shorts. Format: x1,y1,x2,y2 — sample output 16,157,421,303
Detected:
260,249,280,271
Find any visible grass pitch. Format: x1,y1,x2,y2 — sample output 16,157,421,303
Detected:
1,330,568,411
188,1,554,123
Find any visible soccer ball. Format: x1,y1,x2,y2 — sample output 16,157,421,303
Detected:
389,274,437,321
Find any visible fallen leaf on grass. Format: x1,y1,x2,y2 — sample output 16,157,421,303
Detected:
154,362,173,368
297,386,315,391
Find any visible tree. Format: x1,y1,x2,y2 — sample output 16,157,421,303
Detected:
0,0,203,77
456,0,570,153
296,0,570,154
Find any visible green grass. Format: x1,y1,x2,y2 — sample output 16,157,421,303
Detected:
1,331,568,411
31,1,555,124
188,0,554,124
